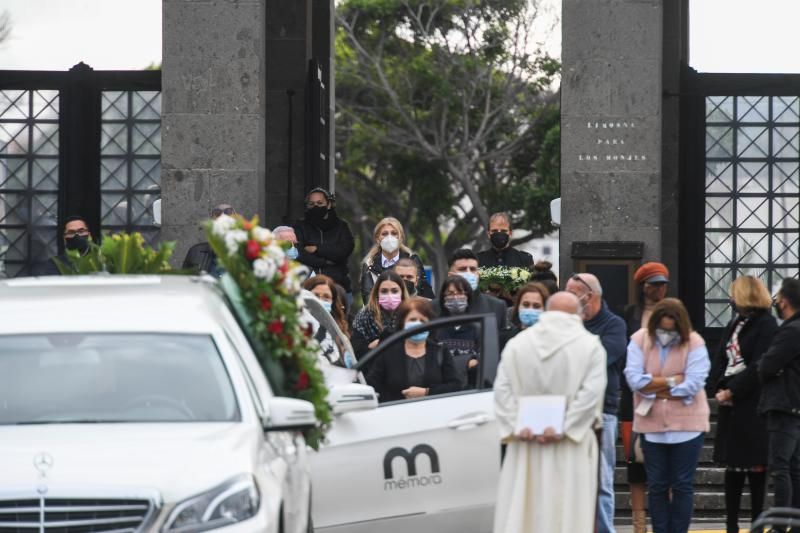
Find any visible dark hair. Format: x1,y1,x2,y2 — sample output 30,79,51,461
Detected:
394,257,418,274
302,274,349,336
438,275,473,315
780,278,800,310
449,248,479,268
396,297,436,327
511,282,551,328
64,215,89,228
647,298,693,345
367,269,408,328
531,261,557,282
306,187,334,202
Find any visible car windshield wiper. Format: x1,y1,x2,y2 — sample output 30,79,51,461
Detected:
12,419,125,425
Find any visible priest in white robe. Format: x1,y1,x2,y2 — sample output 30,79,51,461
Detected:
493,291,608,533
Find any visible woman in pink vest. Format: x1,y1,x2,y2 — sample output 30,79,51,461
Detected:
624,298,711,533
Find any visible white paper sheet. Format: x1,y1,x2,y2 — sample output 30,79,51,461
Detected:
514,395,567,435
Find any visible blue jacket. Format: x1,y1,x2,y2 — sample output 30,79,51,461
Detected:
585,301,627,415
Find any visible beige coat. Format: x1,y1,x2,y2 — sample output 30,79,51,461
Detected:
493,311,607,533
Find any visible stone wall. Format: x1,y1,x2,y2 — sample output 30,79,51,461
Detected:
560,0,679,279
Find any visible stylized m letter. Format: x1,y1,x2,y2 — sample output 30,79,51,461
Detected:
383,444,440,479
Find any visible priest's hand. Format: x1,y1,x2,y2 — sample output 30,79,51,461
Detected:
517,428,536,441
536,427,563,445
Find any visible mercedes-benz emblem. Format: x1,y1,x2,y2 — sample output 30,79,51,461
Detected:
33,452,54,477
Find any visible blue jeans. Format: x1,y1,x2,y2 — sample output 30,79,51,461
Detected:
642,434,704,533
597,413,617,533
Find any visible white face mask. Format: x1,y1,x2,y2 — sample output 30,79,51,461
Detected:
380,235,400,254
655,328,679,346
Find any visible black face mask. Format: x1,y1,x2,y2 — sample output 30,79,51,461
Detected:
306,206,328,223
490,232,510,250
65,235,90,254
404,280,417,296
774,300,784,320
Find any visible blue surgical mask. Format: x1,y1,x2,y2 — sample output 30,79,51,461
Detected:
404,320,429,343
518,308,542,328
458,272,479,291
320,300,332,313
287,246,299,260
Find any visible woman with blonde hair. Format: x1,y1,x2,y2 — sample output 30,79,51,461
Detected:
707,275,777,533
359,217,434,303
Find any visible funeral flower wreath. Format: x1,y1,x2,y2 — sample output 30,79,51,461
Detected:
206,215,331,449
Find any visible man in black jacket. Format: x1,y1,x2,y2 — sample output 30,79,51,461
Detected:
32,215,94,276
293,188,355,302
476,212,534,269
759,277,800,512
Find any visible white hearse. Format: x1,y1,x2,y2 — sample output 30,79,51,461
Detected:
312,314,502,533
0,275,315,533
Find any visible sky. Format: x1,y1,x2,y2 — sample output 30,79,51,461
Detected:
0,0,798,73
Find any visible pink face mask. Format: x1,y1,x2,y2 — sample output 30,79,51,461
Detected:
378,293,402,311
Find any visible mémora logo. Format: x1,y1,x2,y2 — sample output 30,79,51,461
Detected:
383,444,442,491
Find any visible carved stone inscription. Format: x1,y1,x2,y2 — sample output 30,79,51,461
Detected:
577,120,649,163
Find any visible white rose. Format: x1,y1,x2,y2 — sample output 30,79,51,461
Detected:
253,258,277,280
224,229,248,255
251,226,272,243
264,243,285,261
212,214,236,237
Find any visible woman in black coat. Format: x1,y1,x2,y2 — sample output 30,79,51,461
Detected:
367,297,462,403
707,275,778,533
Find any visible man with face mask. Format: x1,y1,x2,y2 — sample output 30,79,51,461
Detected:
476,212,534,269
293,188,355,304
32,215,94,276
182,203,235,278
759,278,800,517
565,272,627,533
394,258,427,299
272,226,300,261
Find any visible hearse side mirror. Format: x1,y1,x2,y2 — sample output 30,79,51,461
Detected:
263,397,317,432
328,383,378,415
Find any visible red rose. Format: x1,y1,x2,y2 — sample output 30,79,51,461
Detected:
245,240,261,260
283,333,294,349
295,371,310,390
259,294,271,311
268,320,284,334
279,260,289,274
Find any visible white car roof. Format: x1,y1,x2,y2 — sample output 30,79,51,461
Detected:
0,275,230,335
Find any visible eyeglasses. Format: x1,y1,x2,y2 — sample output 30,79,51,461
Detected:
211,207,235,217
64,228,90,238
570,274,594,294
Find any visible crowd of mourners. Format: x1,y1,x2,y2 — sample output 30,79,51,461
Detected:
35,187,800,533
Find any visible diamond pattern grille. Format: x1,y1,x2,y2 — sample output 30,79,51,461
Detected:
705,95,800,326
0,90,59,277
100,91,161,241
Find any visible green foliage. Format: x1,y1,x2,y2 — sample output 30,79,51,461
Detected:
335,0,561,283
205,216,331,449
56,233,175,275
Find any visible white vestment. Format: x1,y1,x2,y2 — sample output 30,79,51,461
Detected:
493,311,607,533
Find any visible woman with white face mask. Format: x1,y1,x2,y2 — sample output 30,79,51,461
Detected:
624,298,711,533
359,217,434,303
366,297,462,402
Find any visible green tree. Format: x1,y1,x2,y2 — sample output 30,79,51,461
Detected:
335,0,560,284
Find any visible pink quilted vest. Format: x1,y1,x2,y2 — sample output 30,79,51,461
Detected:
631,328,710,434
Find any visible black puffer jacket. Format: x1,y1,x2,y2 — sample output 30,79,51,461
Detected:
759,311,800,416
293,211,355,292
359,252,434,303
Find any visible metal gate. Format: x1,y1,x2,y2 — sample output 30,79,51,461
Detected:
680,70,800,337
0,63,160,277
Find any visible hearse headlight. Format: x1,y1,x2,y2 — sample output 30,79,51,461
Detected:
163,474,260,532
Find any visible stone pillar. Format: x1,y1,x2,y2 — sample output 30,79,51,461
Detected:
560,0,666,278
161,0,266,263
